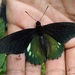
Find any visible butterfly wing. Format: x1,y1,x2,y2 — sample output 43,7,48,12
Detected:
43,22,75,43
43,34,64,59
0,29,35,54
25,35,46,65
42,22,75,59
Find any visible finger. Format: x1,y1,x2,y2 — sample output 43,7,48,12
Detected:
6,24,26,75
25,62,41,75
46,52,65,75
62,0,75,21
7,54,25,75
6,1,27,74
46,0,66,14
65,38,75,75
66,48,75,75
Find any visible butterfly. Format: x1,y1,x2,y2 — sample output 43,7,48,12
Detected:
0,21,75,65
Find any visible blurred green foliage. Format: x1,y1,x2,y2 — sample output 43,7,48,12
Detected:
0,54,6,74
0,18,6,75
0,18,6,38
41,63,46,75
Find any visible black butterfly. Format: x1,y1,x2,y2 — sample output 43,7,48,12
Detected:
0,21,75,65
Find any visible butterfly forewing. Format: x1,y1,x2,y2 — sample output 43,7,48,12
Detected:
25,35,46,65
0,29,35,54
43,34,64,59
43,22,75,43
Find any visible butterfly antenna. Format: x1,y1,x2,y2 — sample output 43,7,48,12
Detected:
39,6,49,21
25,11,37,21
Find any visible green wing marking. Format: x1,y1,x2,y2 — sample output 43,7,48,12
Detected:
25,35,46,65
43,34,64,59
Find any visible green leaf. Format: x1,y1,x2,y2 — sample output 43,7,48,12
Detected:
2,60,6,73
0,54,6,68
0,18,5,38
0,68,3,73
41,63,46,75
0,18,6,74
0,54,6,74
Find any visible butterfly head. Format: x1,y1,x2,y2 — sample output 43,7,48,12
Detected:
36,21,41,28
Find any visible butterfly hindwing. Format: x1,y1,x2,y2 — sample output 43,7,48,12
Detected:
43,22,75,43
43,34,64,59
25,35,46,65
0,29,35,54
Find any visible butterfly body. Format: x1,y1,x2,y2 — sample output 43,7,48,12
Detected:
39,36,47,57
35,21,48,57
36,21,44,36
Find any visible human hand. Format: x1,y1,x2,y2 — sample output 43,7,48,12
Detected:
6,0,75,75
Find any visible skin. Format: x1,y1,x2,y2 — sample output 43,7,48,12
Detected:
6,0,75,75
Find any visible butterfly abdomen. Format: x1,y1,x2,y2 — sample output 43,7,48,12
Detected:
36,21,47,56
